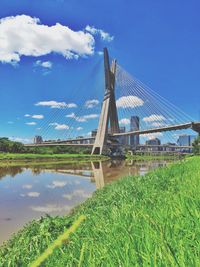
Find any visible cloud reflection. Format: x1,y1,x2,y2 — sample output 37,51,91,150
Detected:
22,184,33,189
31,204,71,213
20,192,40,197
62,189,91,200
47,180,68,189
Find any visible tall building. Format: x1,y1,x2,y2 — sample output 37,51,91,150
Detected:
34,135,43,144
119,126,129,145
177,134,196,146
130,116,140,148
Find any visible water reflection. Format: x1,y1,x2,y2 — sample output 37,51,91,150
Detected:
0,166,24,179
0,159,169,245
91,160,168,188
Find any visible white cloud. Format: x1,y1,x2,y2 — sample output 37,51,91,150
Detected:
7,121,14,124
76,117,87,122
151,122,166,127
26,122,37,125
85,25,114,42
143,114,166,122
32,115,44,119
0,15,95,64
66,103,77,108
24,114,44,119
66,112,76,118
49,123,69,130
76,114,99,122
66,113,98,122
142,133,163,140
97,51,103,56
86,131,92,136
116,95,144,109
35,100,77,109
83,114,98,119
119,118,130,125
35,60,52,69
77,127,83,131
85,99,99,108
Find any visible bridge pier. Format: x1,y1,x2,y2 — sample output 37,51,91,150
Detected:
91,48,119,155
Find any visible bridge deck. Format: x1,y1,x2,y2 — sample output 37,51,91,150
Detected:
113,122,200,137
25,121,200,147
25,143,93,147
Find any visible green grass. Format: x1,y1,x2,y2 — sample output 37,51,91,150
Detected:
0,153,108,167
0,153,106,160
126,154,183,161
1,156,200,266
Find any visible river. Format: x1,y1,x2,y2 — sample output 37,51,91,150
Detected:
0,159,170,245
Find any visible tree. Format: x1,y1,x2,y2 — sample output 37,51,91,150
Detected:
192,135,200,155
0,138,24,153
0,138,10,152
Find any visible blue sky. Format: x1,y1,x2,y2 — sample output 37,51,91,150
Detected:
0,0,200,142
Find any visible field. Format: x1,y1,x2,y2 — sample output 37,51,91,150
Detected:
0,156,200,266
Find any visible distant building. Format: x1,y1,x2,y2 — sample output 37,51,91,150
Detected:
177,135,189,146
34,135,43,144
146,138,161,146
76,136,83,144
130,116,140,148
162,143,177,152
145,138,161,151
177,135,196,146
107,127,112,135
91,129,97,137
119,126,129,146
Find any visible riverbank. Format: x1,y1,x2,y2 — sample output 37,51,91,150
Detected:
126,154,183,161
1,156,200,266
0,152,180,167
0,153,109,167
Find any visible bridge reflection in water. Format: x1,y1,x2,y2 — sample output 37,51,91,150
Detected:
91,160,170,189
45,159,171,189
0,160,171,188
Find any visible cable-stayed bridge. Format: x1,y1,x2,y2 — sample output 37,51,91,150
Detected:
26,48,200,154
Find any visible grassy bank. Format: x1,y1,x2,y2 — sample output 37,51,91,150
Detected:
0,153,106,160
1,156,200,266
126,154,183,161
0,153,108,167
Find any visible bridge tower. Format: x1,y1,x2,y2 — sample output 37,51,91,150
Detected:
91,48,119,155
